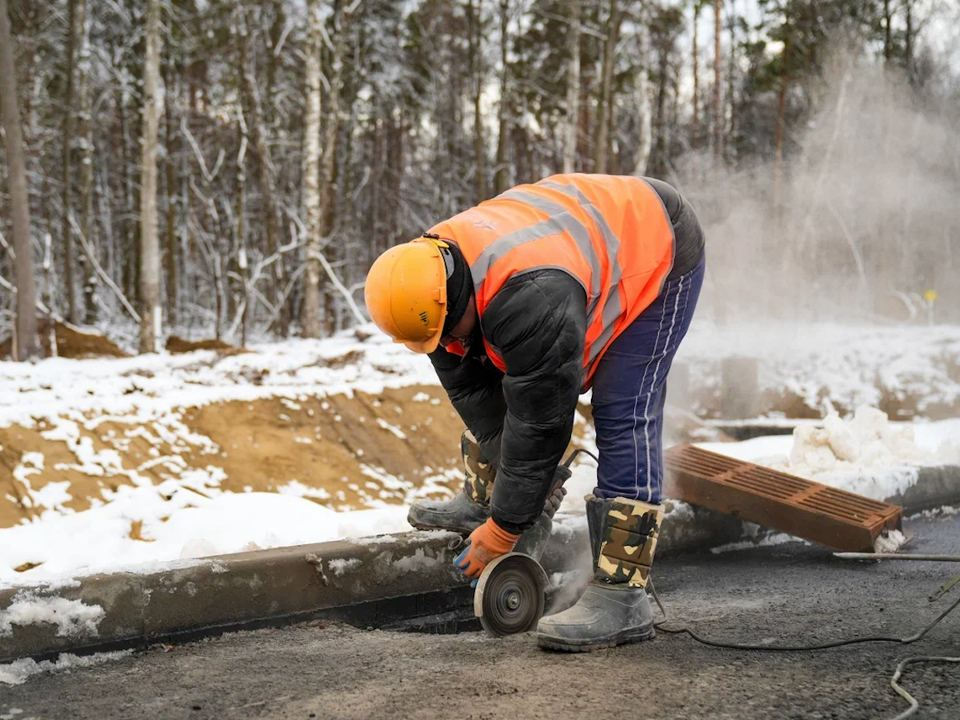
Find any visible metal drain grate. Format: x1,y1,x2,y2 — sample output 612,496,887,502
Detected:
664,444,902,552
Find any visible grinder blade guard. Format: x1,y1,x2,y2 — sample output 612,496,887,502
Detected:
474,552,548,636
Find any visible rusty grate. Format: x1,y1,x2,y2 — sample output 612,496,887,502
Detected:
664,444,902,552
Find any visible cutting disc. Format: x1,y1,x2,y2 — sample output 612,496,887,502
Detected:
474,553,547,637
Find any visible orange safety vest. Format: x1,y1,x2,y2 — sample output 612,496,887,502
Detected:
431,173,675,389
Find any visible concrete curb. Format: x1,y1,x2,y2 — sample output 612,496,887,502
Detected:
889,465,960,514
0,530,469,664
0,505,744,664
2,465,958,664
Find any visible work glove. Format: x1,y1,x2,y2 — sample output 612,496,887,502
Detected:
454,517,519,579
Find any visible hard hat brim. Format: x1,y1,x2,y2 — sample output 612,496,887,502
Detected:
401,323,444,354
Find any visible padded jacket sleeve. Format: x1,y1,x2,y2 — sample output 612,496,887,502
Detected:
483,270,587,533
428,343,507,468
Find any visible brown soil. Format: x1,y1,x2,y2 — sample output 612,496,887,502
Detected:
0,385,465,529
0,420,143,527
180,386,464,506
166,336,245,355
0,320,127,360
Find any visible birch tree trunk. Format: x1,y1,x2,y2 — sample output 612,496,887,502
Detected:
300,0,324,338
320,1,350,333
0,0,40,359
61,0,84,323
882,0,892,63
163,57,178,327
713,0,723,160
239,8,286,336
692,0,701,148
593,0,622,174
562,0,580,173
77,30,96,326
726,5,736,162
633,18,652,176
139,0,163,353
466,0,486,200
904,0,914,80
773,73,788,215
493,0,510,194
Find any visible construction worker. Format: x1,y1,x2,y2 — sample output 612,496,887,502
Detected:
364,174,704,651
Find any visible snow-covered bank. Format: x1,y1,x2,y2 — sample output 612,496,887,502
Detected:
676,322,960,418
0,327,435,429
0,326,465,533
3,322,957,429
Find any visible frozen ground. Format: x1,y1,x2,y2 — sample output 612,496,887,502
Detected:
1,323,958,589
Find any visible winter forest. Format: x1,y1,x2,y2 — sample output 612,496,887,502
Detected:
1,0,958,360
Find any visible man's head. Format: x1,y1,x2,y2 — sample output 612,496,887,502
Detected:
364,235,475,353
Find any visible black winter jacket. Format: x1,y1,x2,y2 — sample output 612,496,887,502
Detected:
429,271,587,534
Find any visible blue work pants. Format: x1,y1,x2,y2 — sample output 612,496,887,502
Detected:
590,256,705,503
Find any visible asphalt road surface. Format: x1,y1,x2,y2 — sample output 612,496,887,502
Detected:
4,512,959,720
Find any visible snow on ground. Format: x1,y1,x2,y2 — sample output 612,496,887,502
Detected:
676,322,960,416
0,485,413,587
0,651,132,686
3,322,956,431
0,594,104,638
699,406,960,500
0,326,435,430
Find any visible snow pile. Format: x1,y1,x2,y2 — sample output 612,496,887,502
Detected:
787,406,953,475
0,650,131,686
0,487,413,587
699,407,960,500
0,594,104,638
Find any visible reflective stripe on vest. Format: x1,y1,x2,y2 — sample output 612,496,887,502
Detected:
432,174,675,388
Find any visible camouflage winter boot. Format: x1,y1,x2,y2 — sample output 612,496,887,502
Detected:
536,495,663,652
407,430,494,534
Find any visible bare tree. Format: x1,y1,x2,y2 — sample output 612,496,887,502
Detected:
632,10,653,175
692,0,701,147
594,0,623,173
713,0,723,160
562,0,581,173
303,0,352,337
239,6,286,335
60,0,85,323
493,0,511,194
0,0,39,359
466,0,486,199
139,0,163,353
301,0,325,339
163,55,179,327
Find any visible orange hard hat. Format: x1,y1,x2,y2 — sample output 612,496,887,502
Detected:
364,237,449,353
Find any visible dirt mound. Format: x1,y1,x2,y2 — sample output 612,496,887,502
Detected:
166,335,244,355
0,320,127,360
0,385,466,529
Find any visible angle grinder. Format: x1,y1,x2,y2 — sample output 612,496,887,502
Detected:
471,448,595,637
474,552,548,636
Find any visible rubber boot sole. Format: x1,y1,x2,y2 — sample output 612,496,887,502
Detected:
407,518,480,535
537,624,656,653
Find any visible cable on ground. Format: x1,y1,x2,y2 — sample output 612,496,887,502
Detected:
647,577,960,719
